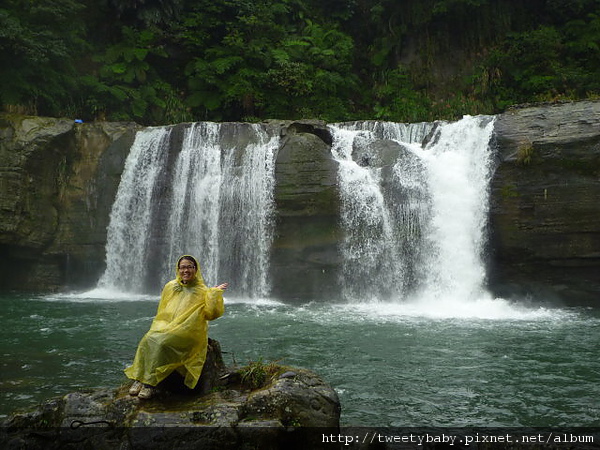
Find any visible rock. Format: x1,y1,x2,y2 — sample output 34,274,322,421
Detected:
158,338,226,396
0,115,75,290
0,341,341,449
279,371,297,379
489,100,600,305
271,120,341,301
352,138,402,168
0,114,139,291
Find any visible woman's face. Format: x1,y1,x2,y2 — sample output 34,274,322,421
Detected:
178,259,197,284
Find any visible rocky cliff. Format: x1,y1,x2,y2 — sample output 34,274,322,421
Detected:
489,101,600,305
271,121,341,301
0,101,598,304
0,115,139,290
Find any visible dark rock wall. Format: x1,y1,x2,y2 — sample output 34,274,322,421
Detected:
1,101,598,304
0,115,139,290
489,101,600,305
271,121,341,301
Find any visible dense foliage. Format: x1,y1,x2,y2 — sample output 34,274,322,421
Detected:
1,0,599,124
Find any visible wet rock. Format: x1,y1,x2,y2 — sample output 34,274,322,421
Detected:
0,114,139,291
489,100,600,305
0,341,340,449
271,120,341,302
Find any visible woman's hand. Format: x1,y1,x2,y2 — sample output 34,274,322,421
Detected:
215,283,229,290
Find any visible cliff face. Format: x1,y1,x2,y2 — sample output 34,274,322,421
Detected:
271,121,340,301
489,101,600,305
0,115,139,290
0,101,598,304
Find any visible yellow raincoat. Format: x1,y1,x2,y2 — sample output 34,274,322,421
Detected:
124,255,225,389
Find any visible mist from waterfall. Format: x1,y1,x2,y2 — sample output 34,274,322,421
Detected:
330,116,497,308
97,123,278,297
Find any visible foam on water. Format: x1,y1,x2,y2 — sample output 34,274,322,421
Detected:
44,288,156,302
42,290,287,308
338,297,569,322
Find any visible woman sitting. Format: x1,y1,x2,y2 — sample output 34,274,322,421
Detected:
124,255,228,399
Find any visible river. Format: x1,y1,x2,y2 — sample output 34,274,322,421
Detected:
2,292,598,426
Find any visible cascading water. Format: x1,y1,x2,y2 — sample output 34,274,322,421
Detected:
330,115,496,307
419,116,495,303
98,127,173,291
97,122,279,298
163,122,223,286
98,115,497,310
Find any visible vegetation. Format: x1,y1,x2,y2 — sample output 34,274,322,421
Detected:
517,142,535,165
1,0,600,125
238,358,283,390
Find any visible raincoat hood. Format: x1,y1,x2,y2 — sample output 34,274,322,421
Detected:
175,255,205,287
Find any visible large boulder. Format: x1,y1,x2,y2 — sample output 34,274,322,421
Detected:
0,341,341,449
271,120,341,301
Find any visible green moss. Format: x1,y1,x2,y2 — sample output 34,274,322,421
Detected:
500,184,519,198
283,417,302,427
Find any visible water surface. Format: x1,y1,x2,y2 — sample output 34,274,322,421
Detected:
2,293,598,427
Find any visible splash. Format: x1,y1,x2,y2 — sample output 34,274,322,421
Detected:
330,116,515,317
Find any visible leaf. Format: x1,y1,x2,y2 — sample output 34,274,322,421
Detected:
134,48,149,61
212,56,243,74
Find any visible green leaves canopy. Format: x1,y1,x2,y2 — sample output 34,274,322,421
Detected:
1,0,600,124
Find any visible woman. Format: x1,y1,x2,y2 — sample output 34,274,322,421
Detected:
125,255,228,399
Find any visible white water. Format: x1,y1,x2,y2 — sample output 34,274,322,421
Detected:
98,127,172,290
97,122,278,297
217,125,278,297
90,115,557,319
330,121,438,301
163,122,223,286
329,116,518,318
418,116,495,303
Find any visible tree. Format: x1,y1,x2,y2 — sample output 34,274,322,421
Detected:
179,0,358,121
0,0,86,116
80,26,188,124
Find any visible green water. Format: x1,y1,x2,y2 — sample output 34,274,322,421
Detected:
1,293,599,427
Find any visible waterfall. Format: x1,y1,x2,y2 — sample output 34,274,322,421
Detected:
98,127,172,291
97,123,279,297
419,116,495,302
330,115,496,303
96,115,496,306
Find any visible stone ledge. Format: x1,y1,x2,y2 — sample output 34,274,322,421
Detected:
1,341,341,449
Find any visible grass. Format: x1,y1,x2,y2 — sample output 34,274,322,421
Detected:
517,142,534,165
238,358,284,390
